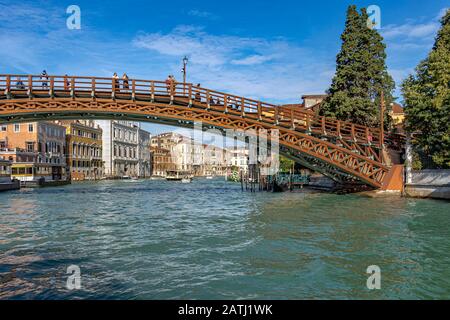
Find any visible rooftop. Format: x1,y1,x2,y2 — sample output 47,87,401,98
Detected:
391,103,404,114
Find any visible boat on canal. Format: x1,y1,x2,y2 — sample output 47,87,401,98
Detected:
166,170,193,182
0,159,20,192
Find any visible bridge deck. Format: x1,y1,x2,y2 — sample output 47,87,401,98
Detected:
0,74,393,187
0,75,383,147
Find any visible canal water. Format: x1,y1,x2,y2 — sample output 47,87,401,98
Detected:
0,179,449,299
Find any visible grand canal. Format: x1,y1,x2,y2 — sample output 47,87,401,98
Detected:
0,179,449,299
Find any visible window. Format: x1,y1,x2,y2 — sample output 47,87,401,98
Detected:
0,125,6,132
26,142,34,152
28,124,34,132
0,140,6,149
14,124,20,132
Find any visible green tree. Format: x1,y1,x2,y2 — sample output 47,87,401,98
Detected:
279,156,294,173
320,5,395,127
402,9,450,168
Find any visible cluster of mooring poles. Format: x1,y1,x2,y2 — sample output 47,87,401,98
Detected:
239,164,310,193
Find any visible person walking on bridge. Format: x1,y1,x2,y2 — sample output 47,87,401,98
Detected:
122,73,129,91
165,75,172,94
41,70,48,89
170,75,177,96
64,74,70,91
113,73,119,92
15,77,25,90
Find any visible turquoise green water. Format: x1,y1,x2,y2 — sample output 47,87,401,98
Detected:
0,179,449,299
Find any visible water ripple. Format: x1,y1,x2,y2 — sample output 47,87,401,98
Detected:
0,179,450,299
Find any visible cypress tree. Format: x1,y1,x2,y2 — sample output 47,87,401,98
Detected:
320,5,395,127
402,9,450,168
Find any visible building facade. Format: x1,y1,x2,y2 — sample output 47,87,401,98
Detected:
301,94,328,109
202,144,228,176
0,122,67,182
150,146,177,177
137,128,152,178
390,103,405,125
56,120,104,181
150,132,181,177
226,147,249,173
150,132,230,177
173,138,204,175
96,120,142,177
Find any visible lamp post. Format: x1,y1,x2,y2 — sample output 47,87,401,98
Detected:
182,56,189,83
182,56,188,95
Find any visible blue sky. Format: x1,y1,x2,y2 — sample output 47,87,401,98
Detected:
0,0,448,135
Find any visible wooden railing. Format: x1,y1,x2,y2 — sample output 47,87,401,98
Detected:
0,74,383,147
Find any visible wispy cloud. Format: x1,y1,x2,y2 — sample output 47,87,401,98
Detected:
0,2,67,35
132,25,332,102
133,25,277,67
0,1,332,103
438,7,449,19
381,7,447,52
382,7,448,98
231,55,274,66
382,22,439,40
187,9,218,20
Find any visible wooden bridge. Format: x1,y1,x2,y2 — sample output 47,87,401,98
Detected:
0,74,398,188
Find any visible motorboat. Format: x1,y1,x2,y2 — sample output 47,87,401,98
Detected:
181,177,192,183
166,170,193,182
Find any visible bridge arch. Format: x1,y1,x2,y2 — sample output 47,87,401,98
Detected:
0,74,390,187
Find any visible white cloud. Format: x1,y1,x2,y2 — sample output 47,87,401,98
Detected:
389,68,414,84
437,7,449,19
231,55,274,65
132,26,332,102
187,10,218,20
381,7,447,46
382,22,439,40
133,25,276,67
